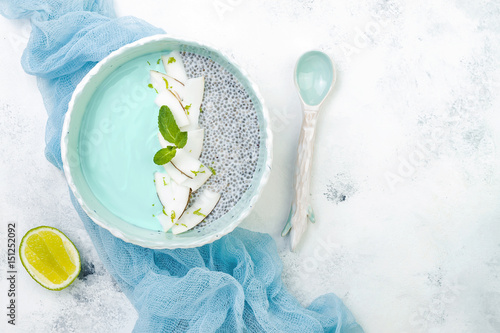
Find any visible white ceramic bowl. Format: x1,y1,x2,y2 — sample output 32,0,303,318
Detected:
61,34,272,249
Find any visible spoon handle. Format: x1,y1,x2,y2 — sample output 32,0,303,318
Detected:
289,108,319,250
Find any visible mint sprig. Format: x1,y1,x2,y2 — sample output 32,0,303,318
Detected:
154,106,188,165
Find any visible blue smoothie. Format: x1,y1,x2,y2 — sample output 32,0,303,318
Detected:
79,53,168,230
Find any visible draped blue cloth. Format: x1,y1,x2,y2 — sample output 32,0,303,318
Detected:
0,0,363,331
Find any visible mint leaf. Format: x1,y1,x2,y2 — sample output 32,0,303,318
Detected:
154,146,177,165
168,57,176,64
175,131,188,148
158,106,181,144
158,105,189,148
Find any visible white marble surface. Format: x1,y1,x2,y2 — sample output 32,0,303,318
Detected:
1,0,500,332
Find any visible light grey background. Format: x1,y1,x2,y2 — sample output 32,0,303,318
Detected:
1,0,500,332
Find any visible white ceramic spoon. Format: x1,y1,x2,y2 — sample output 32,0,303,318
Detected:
281,51,336,251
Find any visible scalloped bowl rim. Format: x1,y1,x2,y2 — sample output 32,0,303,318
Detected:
61,34,273,249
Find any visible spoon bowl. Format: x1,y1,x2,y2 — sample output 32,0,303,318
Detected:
295,51,335,108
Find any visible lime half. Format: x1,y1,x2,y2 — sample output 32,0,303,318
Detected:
19,226,81,291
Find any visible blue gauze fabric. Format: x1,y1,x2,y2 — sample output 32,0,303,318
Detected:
0,0,364,332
